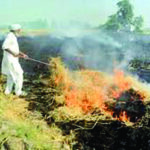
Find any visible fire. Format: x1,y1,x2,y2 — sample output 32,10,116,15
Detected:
111,70,132,98
119,111,129,122
50,58,146,122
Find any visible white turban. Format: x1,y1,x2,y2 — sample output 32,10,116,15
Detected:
9,24,21,31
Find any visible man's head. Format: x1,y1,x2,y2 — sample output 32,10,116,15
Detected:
9,24,22,34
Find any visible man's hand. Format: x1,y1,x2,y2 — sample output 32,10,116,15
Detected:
23,54,29,59
19,52,29,59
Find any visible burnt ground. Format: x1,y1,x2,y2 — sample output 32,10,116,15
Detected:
23,73,150,150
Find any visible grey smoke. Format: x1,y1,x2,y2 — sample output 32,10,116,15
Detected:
60,29,146,73
1,28,149,75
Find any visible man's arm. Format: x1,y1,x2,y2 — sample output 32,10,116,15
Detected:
4,49,28,59
4,49,19,57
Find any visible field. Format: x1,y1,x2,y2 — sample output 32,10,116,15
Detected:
1,29,150,149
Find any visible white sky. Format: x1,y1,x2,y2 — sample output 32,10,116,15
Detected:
0,0,149,28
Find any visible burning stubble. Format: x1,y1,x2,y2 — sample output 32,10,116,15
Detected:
49,58,149,122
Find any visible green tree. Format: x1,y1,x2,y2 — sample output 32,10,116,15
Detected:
104,14,121,30
116,0,133,26
132,16,144,32
103,0,143,32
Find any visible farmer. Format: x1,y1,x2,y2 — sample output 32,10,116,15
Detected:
1,24,28,96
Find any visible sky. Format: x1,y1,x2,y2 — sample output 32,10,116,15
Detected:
0,0,150,29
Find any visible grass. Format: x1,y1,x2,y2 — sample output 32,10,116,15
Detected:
0,90,65,149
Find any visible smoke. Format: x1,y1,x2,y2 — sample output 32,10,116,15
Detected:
60,29,148,73
9,27,150,76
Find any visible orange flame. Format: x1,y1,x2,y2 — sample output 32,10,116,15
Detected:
119,111,129,122
51,58,144,122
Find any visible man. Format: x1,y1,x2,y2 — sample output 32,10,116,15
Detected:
1,24,28,96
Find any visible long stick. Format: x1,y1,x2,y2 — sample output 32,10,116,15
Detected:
27,57,50,66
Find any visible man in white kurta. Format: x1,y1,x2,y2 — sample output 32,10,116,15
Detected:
1,24,27,96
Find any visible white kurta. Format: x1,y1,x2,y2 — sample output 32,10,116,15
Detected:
1,32,23,95
1,32,23,79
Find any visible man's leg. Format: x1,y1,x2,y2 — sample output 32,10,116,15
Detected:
14,72,23,96
5,75,14,95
